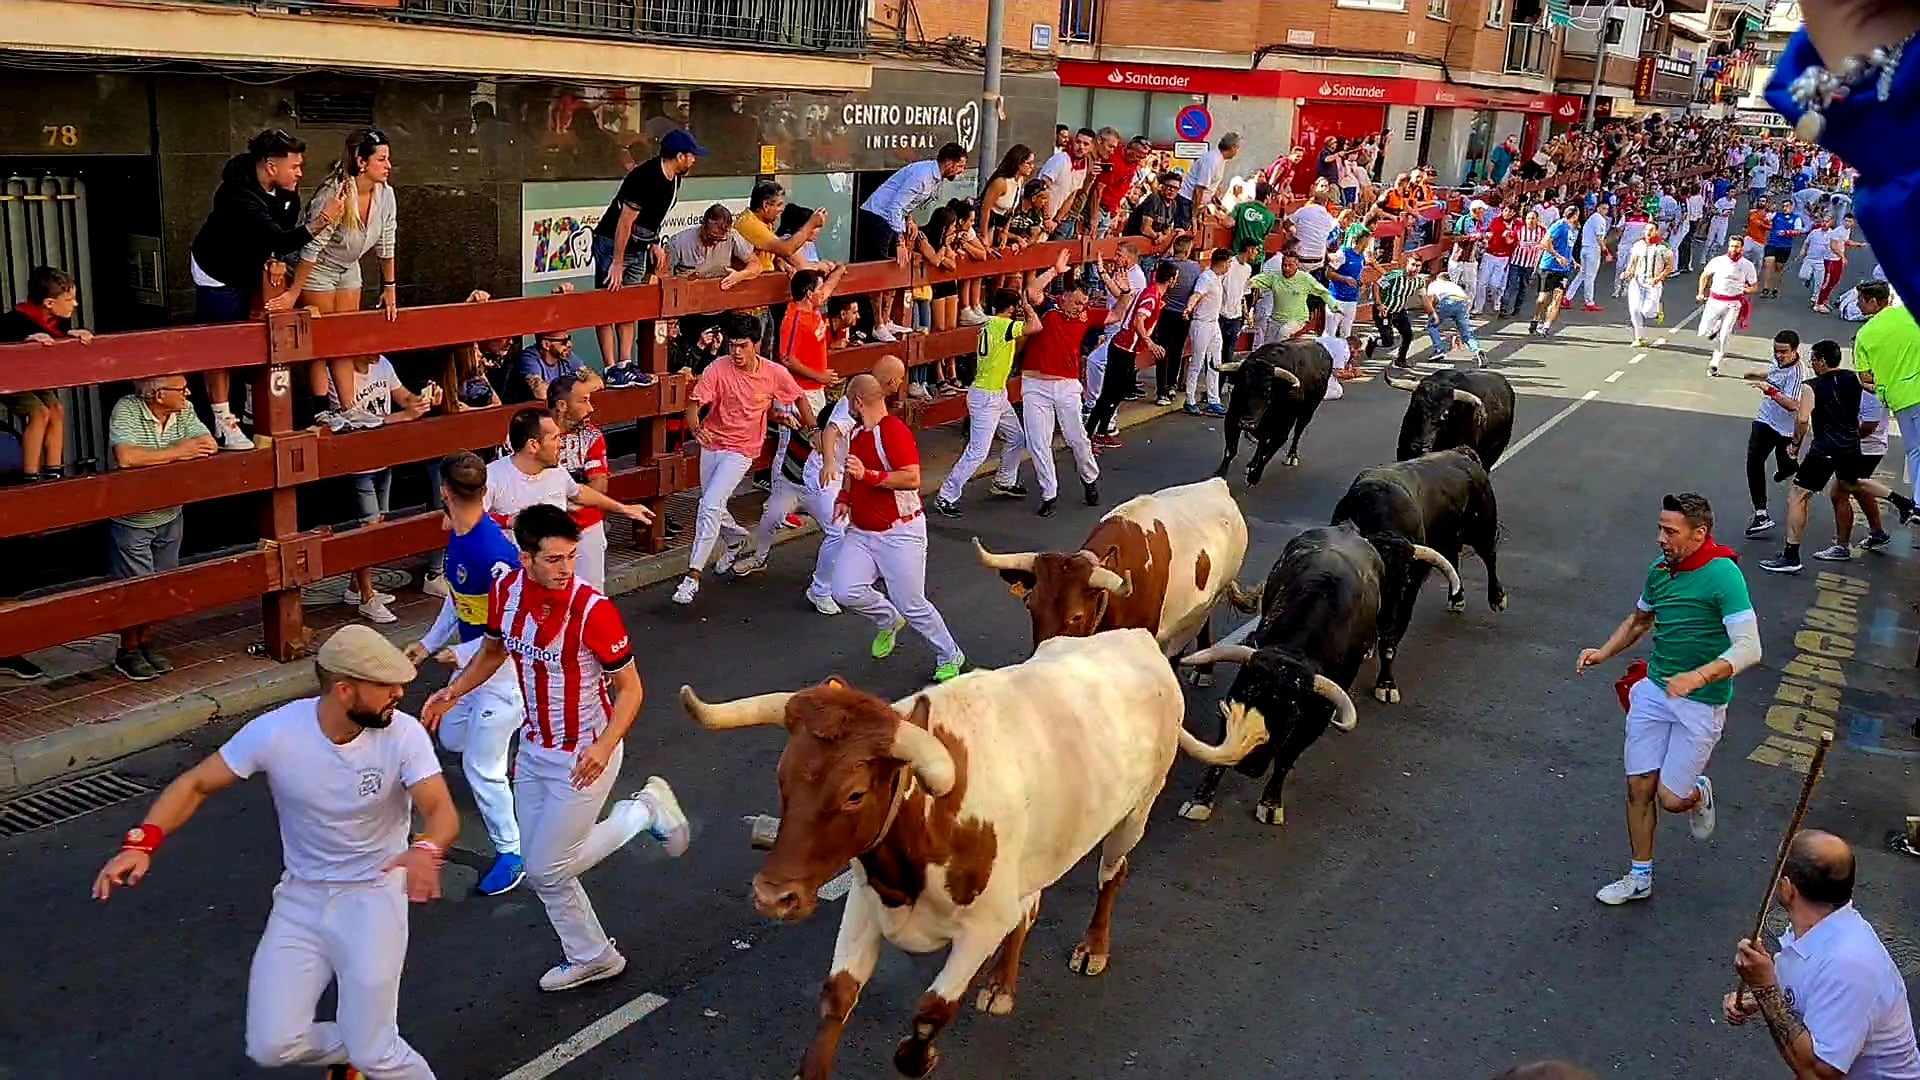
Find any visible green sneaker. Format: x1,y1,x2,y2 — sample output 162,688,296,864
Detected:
871,615,907,659
933,653,967,682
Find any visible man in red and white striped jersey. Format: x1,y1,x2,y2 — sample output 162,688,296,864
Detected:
424,503,689,993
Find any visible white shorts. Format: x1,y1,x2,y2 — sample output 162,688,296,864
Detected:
1623,675,1726,799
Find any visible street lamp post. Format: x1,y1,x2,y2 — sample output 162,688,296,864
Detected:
1584,0,1619,131
980,0,1007,189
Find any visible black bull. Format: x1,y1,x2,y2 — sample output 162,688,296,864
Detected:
1214,341,1333,485
1174,523,1377,826
1331,448,1507,705
1384,367,1517,466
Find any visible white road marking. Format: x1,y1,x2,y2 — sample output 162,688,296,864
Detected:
1605,370,1625,383
1490,390,1601,473
1628,353,1645,365
501,992,670,1080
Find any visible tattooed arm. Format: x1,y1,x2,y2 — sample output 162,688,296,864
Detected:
1736,939,1847,1080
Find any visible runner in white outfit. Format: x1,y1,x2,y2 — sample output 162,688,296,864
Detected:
93,626,458,1080
1623,225,1674,347
932,287,1030,514
1566,204,1609,307
1697,237,1761,376
1183,248,1231,412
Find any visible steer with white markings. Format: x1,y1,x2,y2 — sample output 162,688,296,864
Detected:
682,629,1183,1080
974,476,1248,684
1384,366,1517,466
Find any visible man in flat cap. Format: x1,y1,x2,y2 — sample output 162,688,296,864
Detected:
93,625,458,1079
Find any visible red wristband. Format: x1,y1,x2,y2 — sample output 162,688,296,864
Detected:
121,823,164,854
868,469,888,487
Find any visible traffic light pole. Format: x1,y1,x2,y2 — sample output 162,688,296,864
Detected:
1584,0,1618,132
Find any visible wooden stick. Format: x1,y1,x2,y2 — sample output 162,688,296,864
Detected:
1745,729,1835,948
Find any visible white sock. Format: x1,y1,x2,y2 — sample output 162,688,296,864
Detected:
210,402,235,421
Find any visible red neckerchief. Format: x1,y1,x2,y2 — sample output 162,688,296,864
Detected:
1665,535,1738,577
13,300,62,337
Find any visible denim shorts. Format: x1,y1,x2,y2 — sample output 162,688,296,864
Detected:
353,469,393,524
108,516,184,580
300,257,363,293
592,232,653,289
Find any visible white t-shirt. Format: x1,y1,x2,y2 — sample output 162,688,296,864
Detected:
1535,202,1561,228
1038,151,1086,219
1703,255,1759,298
805,396,858,490
328,356,401,415
1221,259,1253,319
1625,239,1672,284
1425,277,1470,305
219,698,441,884
1711,195,1737,224
1757,361,1804,437
1104,264,1148,329
1180,150,1226,202
1189,268,1225,322
1287,203,1338,261
484,455,579,520
1777,904,1920,1080
1686,193,1706,222
1750,163,1776,191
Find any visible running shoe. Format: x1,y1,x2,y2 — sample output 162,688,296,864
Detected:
781,513,805,530
476,852,526,896
113,648,157,682
1632,337,1648,348
344,587,397,607
1759,553,1804,574
730,552,766,577
422,570,451,599
539,944,627,992
1583,303,1604,312
874,326,899,343
806,588,841,616
1688,776,1717,840
1183,402,1203,416
1595,873,1653,905
0,655,44,680
934,653,967,682
1084,480,1100,506
932,496,963,517
1811,544,1852,562
1202,401,1227,417
141,647,174,676
1745,511,1775,537
871,615,907,659
714,542,742,574
989,481,1028,499
959,307,988,327
638,776,691,857
1154,394,1174,407
671,576,699,605
1861,530,1895,552
1038,497,1058,518
359,598,398,624
214,414,254,452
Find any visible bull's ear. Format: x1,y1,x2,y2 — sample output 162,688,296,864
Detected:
997,569,1036,598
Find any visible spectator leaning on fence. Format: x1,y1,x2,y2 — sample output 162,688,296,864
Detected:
105,376,219,681
291,127,399,401
189,128,346,450
328,354,439,625
593,128,706,370
513,330,582,405
858,142,969,342
0,265,92,483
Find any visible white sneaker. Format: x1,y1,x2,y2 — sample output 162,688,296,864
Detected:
671,576,699,606
873,326,898,343
1595,873,1652,905
887,322,917,337
807,589,841,616
1688,776,1717,840
731,552,765,577
214,415,253,452
539,944,627,992
714,542,743,574
638,776,690,856
421,571,451,599
959,307,988,326
344,587,397,606
358,598,398,624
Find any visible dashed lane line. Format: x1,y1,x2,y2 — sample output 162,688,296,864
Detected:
1629,353,1646,365
1605,370,1625,383
501,992,670,1080
1491,390,1602,473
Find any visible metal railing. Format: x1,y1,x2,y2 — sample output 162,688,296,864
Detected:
398,0,868,52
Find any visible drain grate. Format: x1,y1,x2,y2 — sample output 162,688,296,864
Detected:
0,770,153,838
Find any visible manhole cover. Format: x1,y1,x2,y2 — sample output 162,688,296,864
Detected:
0,770,153,838
301,567,414,608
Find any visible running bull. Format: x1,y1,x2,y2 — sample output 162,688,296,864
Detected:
973,476,1248,684
1213,339,1334,484
1383,367,1517,466
682,629,1184,1080
1331,448,1505,704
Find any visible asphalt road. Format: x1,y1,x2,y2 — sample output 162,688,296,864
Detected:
7,263,1920,1080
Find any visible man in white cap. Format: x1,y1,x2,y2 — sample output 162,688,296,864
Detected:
92,625,457,1080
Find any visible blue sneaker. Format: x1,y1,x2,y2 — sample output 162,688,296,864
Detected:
1202,402,1228,417
476,851,526,896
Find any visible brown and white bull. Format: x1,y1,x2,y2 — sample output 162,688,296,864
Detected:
681,629,1182,1080
972,476,1249,683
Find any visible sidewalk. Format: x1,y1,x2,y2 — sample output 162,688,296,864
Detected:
0,394,1185,792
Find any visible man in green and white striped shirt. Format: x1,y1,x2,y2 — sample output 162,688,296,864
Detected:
1371,253,1427,368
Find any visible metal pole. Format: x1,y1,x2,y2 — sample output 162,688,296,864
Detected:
1585,0,1617,132
980,0,1007,192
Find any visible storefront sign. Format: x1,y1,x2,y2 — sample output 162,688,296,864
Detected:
834,66,1054,171
1057,59,1269,98
840,101,980,154
1059,59,1581,116
1634,54,1697,106
522,204,602,283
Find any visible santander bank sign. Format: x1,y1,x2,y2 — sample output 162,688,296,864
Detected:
1105,67,1194,90
1318,79,1389,100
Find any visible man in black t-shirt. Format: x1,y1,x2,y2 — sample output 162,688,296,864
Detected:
1761,339,1918,574
592,129,705,368
1125,172,1181,257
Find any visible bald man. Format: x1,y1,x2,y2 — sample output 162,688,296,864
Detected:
1728,830,1920,1079
734,355,907,616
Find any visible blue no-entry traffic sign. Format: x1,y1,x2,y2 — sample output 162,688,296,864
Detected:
1175,104,1212,142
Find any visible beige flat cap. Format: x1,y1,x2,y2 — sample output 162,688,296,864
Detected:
316,625,417,685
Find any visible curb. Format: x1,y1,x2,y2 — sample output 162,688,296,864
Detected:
0,396,1183,795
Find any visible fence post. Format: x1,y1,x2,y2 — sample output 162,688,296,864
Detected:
253,355,307,661
639,317,673,555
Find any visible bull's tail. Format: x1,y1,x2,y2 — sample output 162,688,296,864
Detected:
1225,579,1262,615
1178,700,1270,766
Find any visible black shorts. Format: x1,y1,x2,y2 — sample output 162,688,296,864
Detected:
1793,449,1873,493
931,281,960,300
1539,270,1570,294
856,210,900,263
1765,246,1793,264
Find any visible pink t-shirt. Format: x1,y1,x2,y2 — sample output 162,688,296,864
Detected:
691,357,803,458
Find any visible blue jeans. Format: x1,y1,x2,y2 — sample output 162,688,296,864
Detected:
352,469,393,524
1219,316,1245,370
1427,299,1481,356
108,515,184,579
1896,404,1920,502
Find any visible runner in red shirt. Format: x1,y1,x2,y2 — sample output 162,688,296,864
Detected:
426,503,690,993
1017,251,1100,514
1478,204,1521,317
830,373,966,683
1086,259,1176,450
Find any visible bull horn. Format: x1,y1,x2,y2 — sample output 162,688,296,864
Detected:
1217,361,1244,373
1180,644,1257,667
972,537,1038,573
1384,373,1421,391
1311,675,1360,732
681,685,792,730
1271,367,1301,388
1087,566,1131,596
1451,389,1484,411
1225,580,1262,614
1177,700,1271,765
889,697,956,796
1409,544,1464,596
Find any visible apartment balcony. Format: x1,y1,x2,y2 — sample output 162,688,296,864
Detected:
1633,51,1697,106
1504,23,1552,76
1555,50,1639,88
399,0,868,53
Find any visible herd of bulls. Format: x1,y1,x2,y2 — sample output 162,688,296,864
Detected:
677,346,1520,1079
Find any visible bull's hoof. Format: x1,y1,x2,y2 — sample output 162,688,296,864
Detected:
1374,684,1401,704
974,982,1016,1016
1283,453,1300,468
1177,799,1215,821
894,1038,940,1078
1254,802,1286,826
1446,592,1467,613
1068,943,1110,976
1492,592,1510,612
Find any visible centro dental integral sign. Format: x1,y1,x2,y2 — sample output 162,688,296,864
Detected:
841,101,980,153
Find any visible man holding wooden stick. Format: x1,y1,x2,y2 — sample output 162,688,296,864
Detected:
1576,492,1760,906
1725,830,1920,1079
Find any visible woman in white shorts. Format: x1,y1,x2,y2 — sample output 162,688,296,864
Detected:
291,127,399,400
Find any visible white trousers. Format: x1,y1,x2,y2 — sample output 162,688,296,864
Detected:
1185,319,1223,403
830,518,961,665
1565,256,1601,304
436,679,523,855
1021,376,1099,500
689,448,751,573
752,469,844,601
1672,219,1693,255
575,520,607,594
245,873,434,1079
1476,255,1511,312
1084,321,1121,406
1704,217,1729,252
1326,300,1359,342
1625,280,1662,340
1699,297,1742,362
937,388,1026,502
516,739,655,964
1447,264,1479,313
